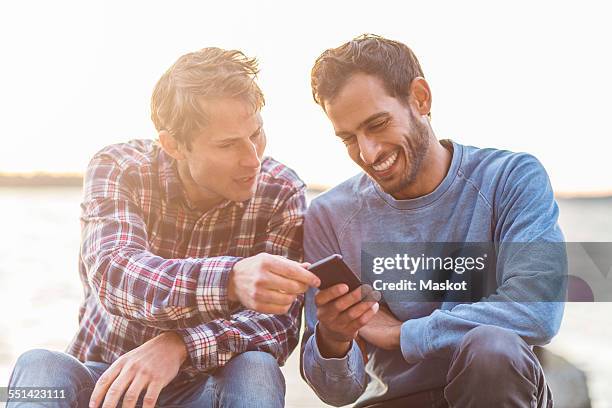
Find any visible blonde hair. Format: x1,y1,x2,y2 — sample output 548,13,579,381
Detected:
151,47,265,149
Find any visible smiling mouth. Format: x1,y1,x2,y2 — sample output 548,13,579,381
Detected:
372,150,399,173
236,174,257,183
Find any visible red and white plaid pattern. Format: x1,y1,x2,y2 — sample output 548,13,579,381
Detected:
67,139,306,374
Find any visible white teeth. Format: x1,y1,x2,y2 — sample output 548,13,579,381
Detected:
372,150,399,172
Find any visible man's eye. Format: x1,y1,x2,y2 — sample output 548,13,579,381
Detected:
219,143,234,149
369,120,388,131
341,136,356,145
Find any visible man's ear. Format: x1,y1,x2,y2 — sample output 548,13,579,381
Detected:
408,77,432,117
158,130,186,160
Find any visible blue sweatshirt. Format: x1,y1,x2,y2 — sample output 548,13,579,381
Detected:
300,140,565,407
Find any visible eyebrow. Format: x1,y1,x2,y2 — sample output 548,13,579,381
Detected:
335,112,390,137
213,125,263,144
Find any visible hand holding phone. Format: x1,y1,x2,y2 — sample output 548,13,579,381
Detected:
309,254,380,358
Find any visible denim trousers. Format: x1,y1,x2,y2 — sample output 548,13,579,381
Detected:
7,350,285,408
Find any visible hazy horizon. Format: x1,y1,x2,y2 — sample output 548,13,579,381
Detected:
1,171,611,197
1,0,611,194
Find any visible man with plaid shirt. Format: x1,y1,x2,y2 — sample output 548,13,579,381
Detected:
8,48,321,408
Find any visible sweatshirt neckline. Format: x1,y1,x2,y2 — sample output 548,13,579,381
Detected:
372,140,462,210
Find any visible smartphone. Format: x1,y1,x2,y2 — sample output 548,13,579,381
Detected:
308,254,362,291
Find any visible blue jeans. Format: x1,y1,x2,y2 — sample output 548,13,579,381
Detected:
7,350,285,407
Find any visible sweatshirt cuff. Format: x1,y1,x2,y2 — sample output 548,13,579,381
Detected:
400,315,432,364
308,325,364,377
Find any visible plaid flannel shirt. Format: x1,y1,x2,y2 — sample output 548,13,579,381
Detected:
66,139,306,375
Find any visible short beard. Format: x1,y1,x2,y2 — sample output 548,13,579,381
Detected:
386,109,430,196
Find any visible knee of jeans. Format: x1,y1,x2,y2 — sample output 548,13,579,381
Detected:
229,351,275,367
12,349,90,386
230,352,281,374
458,325,526,369
215,352,285,407
225,351,284,389
15,349,66,370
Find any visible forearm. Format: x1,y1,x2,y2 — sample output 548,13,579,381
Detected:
84,243,239,328
316,324,353,358
401,300,564,364
402,240,566,363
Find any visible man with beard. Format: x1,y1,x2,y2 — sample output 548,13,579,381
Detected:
300,35,564,407
8,47,321,408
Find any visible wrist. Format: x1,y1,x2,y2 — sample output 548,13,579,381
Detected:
163,332,188,363
391,324,402,349
227,266,238,302
316,324,352,358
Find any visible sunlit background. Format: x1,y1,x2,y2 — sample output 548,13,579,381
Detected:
1,0,611,192
1,1,611,407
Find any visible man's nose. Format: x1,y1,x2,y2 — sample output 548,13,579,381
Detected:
357,135,384,165
239,141,261,169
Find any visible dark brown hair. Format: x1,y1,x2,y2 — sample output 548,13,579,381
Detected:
151,47,264,149
311,34,425,109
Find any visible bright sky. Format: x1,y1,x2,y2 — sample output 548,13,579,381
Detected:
1,0,611,193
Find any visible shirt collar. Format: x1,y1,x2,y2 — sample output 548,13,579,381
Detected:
158,146,184,202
